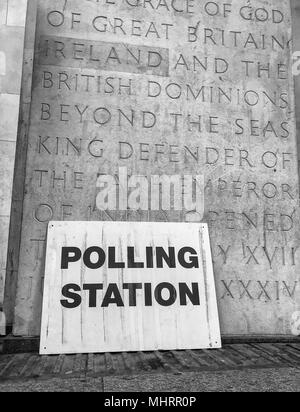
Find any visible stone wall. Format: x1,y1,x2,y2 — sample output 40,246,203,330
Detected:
0,0,28,307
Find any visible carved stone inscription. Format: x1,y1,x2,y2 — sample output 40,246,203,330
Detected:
12,0,300,336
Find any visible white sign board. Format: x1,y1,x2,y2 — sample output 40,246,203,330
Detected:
40,222,221,355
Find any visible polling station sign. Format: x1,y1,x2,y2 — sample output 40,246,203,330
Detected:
40,222,221,355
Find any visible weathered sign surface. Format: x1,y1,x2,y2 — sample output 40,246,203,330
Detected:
40,222,221,354
7,0,300,338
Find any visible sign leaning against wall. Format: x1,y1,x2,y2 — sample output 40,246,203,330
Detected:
40,222,221,355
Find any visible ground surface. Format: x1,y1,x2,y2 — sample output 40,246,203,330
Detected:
0,343,299,392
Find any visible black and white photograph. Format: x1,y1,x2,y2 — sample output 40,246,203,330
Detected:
0,0,300,395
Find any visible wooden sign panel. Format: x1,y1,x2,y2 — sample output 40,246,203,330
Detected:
40,222,221,354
